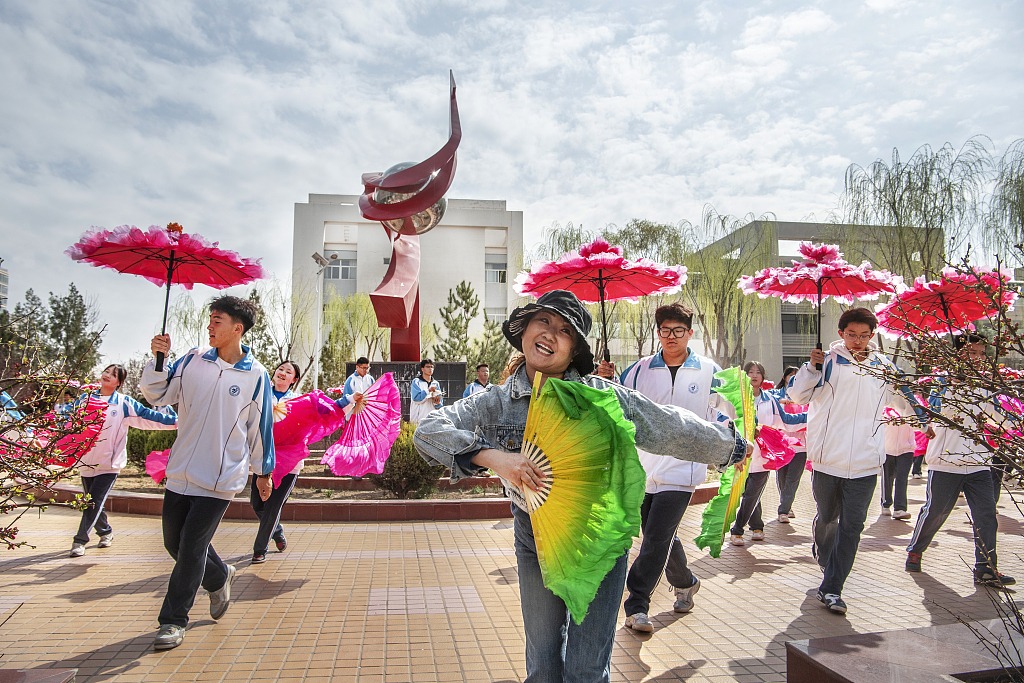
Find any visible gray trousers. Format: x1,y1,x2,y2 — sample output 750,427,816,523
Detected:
906,469,999,571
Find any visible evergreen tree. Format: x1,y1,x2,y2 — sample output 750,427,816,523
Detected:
468,314,510,382
47,283,103,377
432,281,479,362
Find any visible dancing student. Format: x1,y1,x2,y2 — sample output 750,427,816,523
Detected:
249,360,302,563
790,307,923,615
730,361,806,546
414,290,750,683
905,334,1015,587
615,301,734,632
343,357,374,401
773,366,808,523
410,358,443,424
880,398,919,521
142,295,275,651
69,364,177,557
463,363,492,398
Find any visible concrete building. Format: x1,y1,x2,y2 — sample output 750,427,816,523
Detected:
688,221,942,380
291,194,524,364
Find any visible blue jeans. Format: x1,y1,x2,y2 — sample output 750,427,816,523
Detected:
513,506,627,683
811,471,876,596
158,490,231,627
73,473,118,544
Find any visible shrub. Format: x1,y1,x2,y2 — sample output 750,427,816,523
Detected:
126,427,148,466
368,421,444,499
147,430,177,456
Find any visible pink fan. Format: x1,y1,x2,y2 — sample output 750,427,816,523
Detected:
756,425,799,470
322,373,402,476
271,391,347,487
146,448,171,484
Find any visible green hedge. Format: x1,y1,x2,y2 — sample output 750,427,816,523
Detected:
126,427,177,467
368,421,445,499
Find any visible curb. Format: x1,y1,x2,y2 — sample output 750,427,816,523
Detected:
34,481,719,523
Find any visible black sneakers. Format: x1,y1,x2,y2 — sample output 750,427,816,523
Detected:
816,590,847,614
974,569,1017,588
905,552,922,573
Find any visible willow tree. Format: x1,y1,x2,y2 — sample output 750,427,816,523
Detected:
679,209,778,368
837,138,992,279
985,138,1024,266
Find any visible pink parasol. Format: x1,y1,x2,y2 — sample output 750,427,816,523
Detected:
739,242,900,361
875,267,1018,339
66,222,264,370
321,373,402,477
146,448,170,484
271,390,347,487
514,237,687,361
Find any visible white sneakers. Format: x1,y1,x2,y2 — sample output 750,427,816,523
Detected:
777,514,790,524
730,534,745,546
893,510,912,520
624,612,654,633
672,578,701,613
69,543,85,558
98,533,113,548
154,624,185,650
751,530,765,541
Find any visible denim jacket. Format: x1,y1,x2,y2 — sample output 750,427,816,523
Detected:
413,364,746,483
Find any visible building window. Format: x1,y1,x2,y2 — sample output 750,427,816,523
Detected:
324,257,357,281
485,307,508,323
781,313,815,335
485,259,507,284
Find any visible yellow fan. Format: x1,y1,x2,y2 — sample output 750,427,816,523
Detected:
516,374,645,624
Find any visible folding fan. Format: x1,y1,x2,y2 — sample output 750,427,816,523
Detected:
322,373,402,477
514,374,644,624
695,366,755,558
272,390,347,487
146,448,170,484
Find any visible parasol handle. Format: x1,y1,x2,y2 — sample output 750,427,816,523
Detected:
155,250,176,372
598,269,611,366
815,280,823,371
815,341,823,372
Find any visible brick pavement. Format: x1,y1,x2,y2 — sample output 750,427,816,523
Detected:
1,475,1021,682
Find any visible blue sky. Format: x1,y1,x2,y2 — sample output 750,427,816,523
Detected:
1,0,1021,363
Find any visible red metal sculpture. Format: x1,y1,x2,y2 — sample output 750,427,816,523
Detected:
360,72,461,361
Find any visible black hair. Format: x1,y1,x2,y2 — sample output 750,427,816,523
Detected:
838,307,877,332
953,333,988,351
103,364,127,389
779,365,799,385
356,357,370,366
743,360,766,377
419,359,434,369
655,302,695,328
275,360,302,387
209,295,259,334
476,363,489,370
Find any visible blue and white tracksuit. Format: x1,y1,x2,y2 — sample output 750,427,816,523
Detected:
790,339,922,596
907,384,1003,572
410,376,443,424
343,372,375,401
141,345,276,500
463,381,492,398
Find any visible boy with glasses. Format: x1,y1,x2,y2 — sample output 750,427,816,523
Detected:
344,357,374,400
616,302,733,632
790,307,922,615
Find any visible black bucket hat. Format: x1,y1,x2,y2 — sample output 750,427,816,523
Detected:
502,290,596,376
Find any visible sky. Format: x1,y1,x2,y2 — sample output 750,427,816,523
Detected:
1,0,1021,365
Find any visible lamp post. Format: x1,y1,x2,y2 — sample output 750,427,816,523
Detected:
311,252,331,391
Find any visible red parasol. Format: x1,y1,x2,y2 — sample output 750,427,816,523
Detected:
875,267,1018,339
739,242,900,362
514,237,688,361
321,373,402,477
66,222,264,370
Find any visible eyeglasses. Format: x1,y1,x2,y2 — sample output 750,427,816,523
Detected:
843,332,873,341
657,326,690,338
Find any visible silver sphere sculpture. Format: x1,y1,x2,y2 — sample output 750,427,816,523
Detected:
373,162,447,235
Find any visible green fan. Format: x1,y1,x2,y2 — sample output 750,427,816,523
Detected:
516,374,645,624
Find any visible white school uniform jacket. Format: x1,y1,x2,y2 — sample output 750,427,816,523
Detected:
410,376,444,425
789,339,917,479
883,404,919,457
924,383,996,475
141,345,276,501
619,351,731,493
77,391,178,476
343,372,375,399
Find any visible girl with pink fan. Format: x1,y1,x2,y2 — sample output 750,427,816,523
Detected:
70,364,177,558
